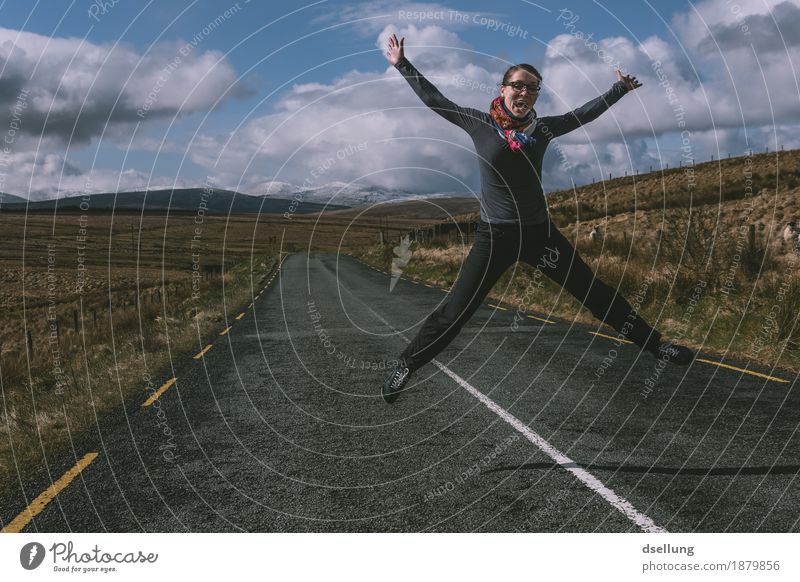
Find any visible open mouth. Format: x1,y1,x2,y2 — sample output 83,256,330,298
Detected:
513,99,529,111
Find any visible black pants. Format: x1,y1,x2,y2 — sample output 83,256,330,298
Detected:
400,220,661,370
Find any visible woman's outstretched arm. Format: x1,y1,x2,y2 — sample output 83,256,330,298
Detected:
386,34,481,133
539,70,642,138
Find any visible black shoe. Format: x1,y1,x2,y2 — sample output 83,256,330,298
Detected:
653,341,695,365
382,366,412,404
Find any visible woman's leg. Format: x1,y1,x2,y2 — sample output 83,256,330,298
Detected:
399,223,517,370
520,223,661,351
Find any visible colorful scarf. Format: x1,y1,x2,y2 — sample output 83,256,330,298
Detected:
489,96,536,151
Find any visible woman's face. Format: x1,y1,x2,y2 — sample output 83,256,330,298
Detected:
500,69,541,118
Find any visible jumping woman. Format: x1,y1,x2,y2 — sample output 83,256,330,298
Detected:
381,34,693,403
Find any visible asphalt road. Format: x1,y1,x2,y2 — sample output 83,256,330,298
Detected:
3,252,800,532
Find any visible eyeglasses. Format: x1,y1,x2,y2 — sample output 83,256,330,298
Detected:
503,81,541,94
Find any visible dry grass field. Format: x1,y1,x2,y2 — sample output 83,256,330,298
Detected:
0,210,281,494
274,196,481,251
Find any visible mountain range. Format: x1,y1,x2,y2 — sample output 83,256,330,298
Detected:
0,182,471,214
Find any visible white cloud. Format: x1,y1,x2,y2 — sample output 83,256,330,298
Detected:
0,26,247,143
187,23,491,194
0,149,196,200
671,0,790,53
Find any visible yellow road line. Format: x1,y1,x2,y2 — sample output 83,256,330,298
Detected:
2,452,99,533
589,331,633,345
526,314,556,325
488,303,507,311
248,302,254,308
235,312,245,320
219,326,232,336
193,344,213,360
696,358,789,383
142,377,177,407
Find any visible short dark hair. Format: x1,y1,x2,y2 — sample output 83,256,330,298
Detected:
501,64,542,85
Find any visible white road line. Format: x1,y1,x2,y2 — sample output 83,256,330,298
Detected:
433,362,666,533
342,269,665,533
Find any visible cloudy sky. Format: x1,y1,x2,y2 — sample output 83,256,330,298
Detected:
0,0,798,199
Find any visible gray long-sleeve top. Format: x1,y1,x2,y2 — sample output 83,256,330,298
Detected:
393,56,630,224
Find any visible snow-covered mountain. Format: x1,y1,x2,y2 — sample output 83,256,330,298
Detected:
249,180,472,207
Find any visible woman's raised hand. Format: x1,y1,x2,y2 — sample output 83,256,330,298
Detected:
615,70,642,91
386,33,405,65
